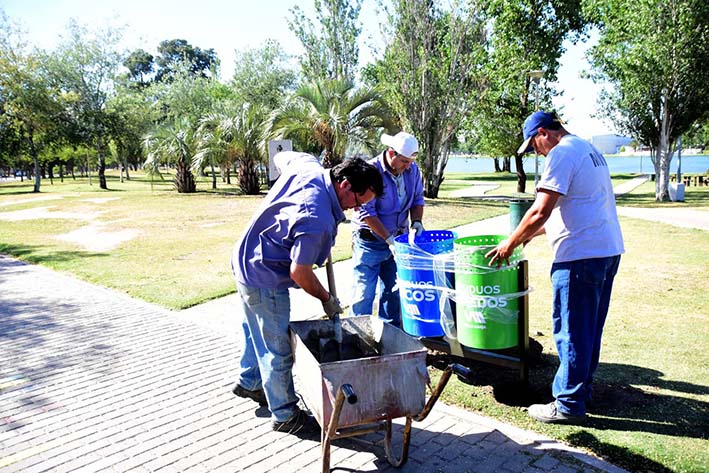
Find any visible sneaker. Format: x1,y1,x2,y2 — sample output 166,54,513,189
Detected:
271,408,320,435
232,384,268,407
528,402,585,424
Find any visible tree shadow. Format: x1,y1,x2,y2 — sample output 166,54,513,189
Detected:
430,344,708,441
0,244,108,268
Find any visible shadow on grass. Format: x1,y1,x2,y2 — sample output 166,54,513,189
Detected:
617,189,709,207
0,243,108,266
566,431,673,473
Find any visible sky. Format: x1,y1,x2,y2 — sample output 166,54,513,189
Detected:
1,0,616,139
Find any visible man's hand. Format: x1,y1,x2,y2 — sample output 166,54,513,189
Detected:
485,239,516,268
322,293,343,319
385,235,397,257
410,220,424,236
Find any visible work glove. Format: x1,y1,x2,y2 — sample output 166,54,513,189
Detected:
322,293,343,319
386,235,397,257
410,220,425,236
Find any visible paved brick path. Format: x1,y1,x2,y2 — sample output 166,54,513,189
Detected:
0,255,627,473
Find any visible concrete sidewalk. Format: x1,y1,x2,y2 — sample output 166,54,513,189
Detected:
0,255,626,473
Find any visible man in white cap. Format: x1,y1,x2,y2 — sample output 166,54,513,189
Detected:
350,131,426,326
486,111,624,424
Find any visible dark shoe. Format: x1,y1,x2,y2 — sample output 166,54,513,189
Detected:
528,402,585,424
271,408,320,435
232,384,268,407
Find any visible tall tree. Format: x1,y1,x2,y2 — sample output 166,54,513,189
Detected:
0,13,63,192
371,0,488,198
154,39,219,83
588,0,709,201
470,0,588,192
288,0,362,82
271,79,393,168
48,20,124,190
123,48,154,87
230,40,297,110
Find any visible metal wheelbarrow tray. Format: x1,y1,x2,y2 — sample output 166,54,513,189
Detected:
290,317,467,472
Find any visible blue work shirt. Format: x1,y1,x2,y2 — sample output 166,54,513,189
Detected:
232,166,346,289
352,152,425,236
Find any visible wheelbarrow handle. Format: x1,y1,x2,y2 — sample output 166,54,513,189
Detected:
341,384,358,404
413,363,473,422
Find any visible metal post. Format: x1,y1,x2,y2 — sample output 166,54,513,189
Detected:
676,135,682,182
529,70,544,194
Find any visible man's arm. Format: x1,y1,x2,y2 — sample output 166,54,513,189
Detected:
409,204,424,224
486,189,560,266
290,262,329,302
363,215,391,241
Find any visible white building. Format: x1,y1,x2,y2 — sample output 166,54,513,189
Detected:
591,134,634,154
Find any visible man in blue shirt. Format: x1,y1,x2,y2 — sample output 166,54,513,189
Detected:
231,157,384,435
351,132,426,326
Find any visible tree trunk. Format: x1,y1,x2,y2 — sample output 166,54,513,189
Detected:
502,157,511,172
210,158,217,190
655,100,673,202
493,158,501,172
175,158,197,193
515,154,527,193
238,156,260,195
97,142,107,190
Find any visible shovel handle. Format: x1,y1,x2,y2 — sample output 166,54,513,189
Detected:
325,254,337,298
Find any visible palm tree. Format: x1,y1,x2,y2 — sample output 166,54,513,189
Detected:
271,79,394,168
143,118,197,193
193,113,226,190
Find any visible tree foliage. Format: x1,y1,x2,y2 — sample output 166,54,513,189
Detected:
470,0,589,192
271,79,393,168
230,40,296,110
588,0,709,200
370,0,488,198
288,0,362,82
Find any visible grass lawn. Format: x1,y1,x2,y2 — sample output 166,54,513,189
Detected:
0,171,509,309
1,170,707,471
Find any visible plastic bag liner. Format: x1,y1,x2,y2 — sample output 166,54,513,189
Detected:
395,233,531,349
394,230,456,337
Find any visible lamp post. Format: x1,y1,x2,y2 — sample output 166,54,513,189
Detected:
529,70,544,192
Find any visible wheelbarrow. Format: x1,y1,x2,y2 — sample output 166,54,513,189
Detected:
290,316,470,473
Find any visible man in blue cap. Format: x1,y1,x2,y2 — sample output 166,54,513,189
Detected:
486,111,624,424
231,157,384,435
350,131,426,326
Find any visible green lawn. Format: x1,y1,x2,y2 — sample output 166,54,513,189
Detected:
1,170,707,471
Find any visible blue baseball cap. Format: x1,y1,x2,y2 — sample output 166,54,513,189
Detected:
517,111,560,155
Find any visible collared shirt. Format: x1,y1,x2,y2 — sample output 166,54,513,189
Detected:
233,166,346,289
353,151,425,236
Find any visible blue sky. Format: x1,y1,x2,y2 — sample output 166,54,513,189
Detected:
1,0,615,138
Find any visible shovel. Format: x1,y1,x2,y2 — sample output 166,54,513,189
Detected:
324,254,343,360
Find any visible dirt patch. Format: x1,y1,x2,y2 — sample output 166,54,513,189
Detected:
0,195,65,207
82,197,120,204
0,206,103,222
56,224,141,252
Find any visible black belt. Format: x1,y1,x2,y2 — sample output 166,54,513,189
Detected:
356,228,404,242
356,228,379,241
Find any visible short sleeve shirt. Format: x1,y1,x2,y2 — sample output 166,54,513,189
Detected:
537,134,625,263
232,166,346,289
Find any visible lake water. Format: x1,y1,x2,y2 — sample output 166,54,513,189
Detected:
445,154,709,175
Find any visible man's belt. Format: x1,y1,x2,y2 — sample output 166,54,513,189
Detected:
356,228,405,242
356,228,379,241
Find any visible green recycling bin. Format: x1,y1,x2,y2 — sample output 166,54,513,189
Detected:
454,235,523,349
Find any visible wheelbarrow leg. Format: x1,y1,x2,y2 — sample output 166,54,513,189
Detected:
384,416,412,467
322,384,357,473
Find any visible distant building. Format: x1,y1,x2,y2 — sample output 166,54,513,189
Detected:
591,134,634,154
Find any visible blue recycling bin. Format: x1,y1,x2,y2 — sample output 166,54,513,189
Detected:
394,230,456,337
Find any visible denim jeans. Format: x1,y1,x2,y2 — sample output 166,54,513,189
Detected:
350,233,401,326
235,281,299,423
550,255,621,416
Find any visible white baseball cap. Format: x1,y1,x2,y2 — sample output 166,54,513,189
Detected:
381,132,419,159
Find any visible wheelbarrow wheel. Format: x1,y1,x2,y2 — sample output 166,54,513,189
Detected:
384,416,412,467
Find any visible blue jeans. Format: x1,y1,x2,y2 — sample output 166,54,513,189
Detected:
550,255,621,416
235,281,299,423
350,233,401,326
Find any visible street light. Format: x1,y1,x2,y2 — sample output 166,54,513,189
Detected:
529,70,544,191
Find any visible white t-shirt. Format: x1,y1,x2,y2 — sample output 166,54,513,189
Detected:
537,134,625,263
